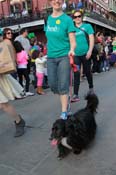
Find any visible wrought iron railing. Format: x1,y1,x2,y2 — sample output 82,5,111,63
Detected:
0,6,116,30
84,11,116,28
0,13,43,27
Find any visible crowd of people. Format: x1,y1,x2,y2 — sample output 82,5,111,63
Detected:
4,28,48,97
62,0,84,13
0,27,48,137
0,0,116,137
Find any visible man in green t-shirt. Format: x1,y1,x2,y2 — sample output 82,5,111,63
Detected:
71,10,95,102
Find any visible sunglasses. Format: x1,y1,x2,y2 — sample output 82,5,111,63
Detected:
6,32,13,35
73,15,82,19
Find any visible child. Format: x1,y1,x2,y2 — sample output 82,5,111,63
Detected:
32,50,47,95
14,41,34,96
29,37,41,88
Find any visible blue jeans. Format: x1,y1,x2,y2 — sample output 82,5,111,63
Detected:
47,56,70,95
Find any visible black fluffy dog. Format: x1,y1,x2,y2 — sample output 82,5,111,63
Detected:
50,93,99,159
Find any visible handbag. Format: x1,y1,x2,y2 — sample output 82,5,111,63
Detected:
0,41,16,74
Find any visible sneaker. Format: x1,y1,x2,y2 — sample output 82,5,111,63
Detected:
60,112,68,120
20,90,26,98
106,67,109,71
71,94,80,103
26,92,35,97
93,72,99,75
102,67,105,72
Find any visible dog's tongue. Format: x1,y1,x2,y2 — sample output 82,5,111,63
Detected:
51,139,58,146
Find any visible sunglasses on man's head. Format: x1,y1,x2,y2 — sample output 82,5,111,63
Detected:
73,15,82,19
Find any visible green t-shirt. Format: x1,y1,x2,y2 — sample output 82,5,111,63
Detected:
112,41,116,51
74,23,94,56
45,13,75,58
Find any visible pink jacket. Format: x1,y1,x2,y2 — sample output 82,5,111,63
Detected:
16,50,28,66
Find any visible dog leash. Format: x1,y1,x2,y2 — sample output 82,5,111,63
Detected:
67,54,79,113
67,68,72,114
69,55,78,106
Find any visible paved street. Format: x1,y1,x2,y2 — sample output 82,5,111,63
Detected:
0,68,116,175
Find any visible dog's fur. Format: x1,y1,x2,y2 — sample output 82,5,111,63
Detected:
50,93,99,159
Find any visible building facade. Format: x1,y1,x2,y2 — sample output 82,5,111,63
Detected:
83,0,116,35
109,0,116,13
0,0,48,17
0,0,116,41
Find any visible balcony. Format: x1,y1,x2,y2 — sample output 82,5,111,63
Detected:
0,5,53,32
84,11,116,29
0,13,43,27
0,5,116,32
